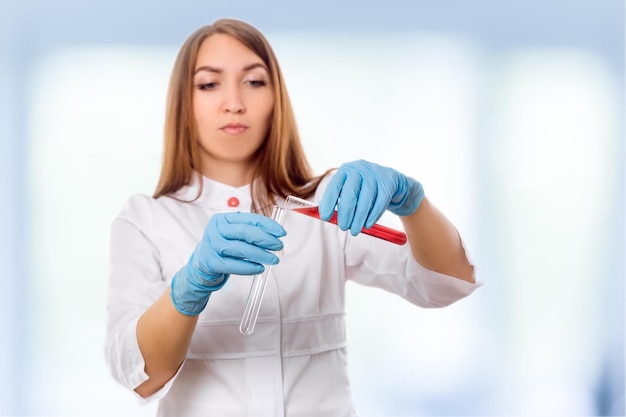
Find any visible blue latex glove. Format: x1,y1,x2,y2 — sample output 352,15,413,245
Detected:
318,159,424,236
171,212,286,316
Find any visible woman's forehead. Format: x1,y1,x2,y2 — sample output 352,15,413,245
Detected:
195,34,266,71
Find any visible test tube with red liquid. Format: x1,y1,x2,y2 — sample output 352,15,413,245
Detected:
292,206,407,245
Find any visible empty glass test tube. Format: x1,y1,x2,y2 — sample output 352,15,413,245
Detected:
239,204,286,335
239,196,313,336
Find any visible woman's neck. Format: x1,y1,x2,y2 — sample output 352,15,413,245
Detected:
200,161,254,187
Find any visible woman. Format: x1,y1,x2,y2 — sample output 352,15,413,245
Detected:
105,18,478,416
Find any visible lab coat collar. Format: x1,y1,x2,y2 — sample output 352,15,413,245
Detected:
171,171,253,211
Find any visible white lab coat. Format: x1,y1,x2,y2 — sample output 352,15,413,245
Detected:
105,173,479,417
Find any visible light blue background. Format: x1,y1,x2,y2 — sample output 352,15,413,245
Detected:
0,1,623,415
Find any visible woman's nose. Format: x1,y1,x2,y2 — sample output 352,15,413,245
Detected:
222,87,245,114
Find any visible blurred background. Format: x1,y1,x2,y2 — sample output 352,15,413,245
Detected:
0,0,623,415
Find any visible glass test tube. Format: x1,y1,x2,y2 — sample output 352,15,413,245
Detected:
287,194,407,245
239,196,312,336
239,204,286,335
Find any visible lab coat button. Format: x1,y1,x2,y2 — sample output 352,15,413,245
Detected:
228,197,240,207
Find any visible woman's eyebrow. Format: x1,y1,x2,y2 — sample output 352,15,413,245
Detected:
194,65,221,75
242,62,268,72
194,62,268,75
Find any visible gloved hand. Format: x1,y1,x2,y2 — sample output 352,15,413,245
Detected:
318,159,424,236
171,212,286,316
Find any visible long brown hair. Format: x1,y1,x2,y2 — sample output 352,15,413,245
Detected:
153,18,328,214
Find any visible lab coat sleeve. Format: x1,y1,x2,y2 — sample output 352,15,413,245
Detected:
344,233,479,307
104,194,179,401
312,171,479,307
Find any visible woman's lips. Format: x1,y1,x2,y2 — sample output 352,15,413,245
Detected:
221,123,248,135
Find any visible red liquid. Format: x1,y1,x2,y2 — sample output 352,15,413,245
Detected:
292,207,407,245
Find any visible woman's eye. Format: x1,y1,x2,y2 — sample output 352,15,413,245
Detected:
197,82,217,90
246,79,268,87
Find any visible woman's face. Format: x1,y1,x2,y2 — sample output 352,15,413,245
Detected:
192,34,274,185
